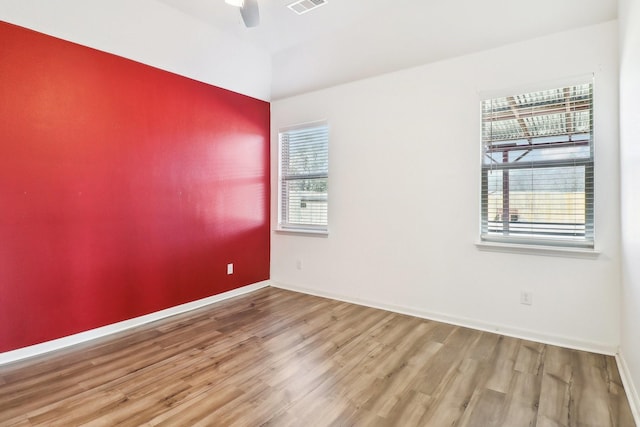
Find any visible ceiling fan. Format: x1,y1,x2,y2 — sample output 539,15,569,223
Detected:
225,0,260,28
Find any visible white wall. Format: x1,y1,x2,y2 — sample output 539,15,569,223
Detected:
0,0,271,101
619,0,640,419
271,21,620,353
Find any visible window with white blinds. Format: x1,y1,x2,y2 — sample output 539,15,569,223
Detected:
278,123,329,231
481,82,594,248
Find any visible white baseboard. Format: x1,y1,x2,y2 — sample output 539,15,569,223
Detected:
616,351,640,425
270,281,618,356
0,280,270,366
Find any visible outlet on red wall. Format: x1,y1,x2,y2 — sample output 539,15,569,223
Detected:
0,21,270,353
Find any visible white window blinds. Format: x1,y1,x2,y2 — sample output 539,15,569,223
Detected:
279,123,329,231
481,82,594,248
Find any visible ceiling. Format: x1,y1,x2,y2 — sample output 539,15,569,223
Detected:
156,0,617,99
0,0,617,100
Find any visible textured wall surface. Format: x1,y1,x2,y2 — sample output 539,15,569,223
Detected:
0,21,270,352
620,0,640,418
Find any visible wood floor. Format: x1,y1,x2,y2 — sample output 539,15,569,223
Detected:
0,287,635,426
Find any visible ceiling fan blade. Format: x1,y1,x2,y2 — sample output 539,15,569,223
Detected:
240,0,260,27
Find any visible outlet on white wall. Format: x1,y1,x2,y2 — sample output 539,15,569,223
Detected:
227,263,234,275
520,291,533,306
296,259,303,270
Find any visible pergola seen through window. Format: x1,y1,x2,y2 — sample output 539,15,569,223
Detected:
481,82,594,248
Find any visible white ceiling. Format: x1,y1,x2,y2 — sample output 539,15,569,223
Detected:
0,0,617,100
156,0,617,99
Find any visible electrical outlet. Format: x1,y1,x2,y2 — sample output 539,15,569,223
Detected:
227,263,233,275
520,291,533,305
296,259,303,270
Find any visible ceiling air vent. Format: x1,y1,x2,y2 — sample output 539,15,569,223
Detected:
287,0,327,15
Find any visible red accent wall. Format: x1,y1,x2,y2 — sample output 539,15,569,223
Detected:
0,21,270,353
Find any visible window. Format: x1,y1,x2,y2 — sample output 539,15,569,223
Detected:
480,82,594,248
278,122,329,232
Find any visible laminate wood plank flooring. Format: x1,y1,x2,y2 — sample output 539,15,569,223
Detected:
0,287,635,426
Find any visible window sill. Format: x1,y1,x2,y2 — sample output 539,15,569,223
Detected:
475,240,600,259
275,227,329,237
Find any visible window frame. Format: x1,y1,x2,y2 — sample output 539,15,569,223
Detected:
277,121,329,234
479,80,595,250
